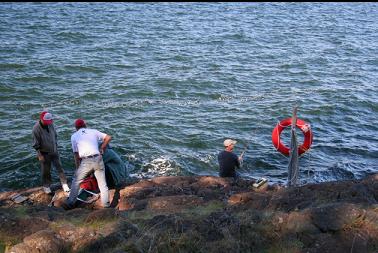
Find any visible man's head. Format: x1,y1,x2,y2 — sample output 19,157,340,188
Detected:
74,118,86,130
40,111,53,126
224,139,237,151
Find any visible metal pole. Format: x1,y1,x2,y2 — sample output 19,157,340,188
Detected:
287,106,299,187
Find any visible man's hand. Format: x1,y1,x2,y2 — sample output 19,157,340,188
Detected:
37,153,45,162
238,155,243,161
100,134,112,155
73,152,81,169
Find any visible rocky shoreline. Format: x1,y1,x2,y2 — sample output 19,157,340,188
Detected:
0,174,377,253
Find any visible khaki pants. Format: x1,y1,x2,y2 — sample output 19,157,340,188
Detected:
67,155,110,207
40,152,67,187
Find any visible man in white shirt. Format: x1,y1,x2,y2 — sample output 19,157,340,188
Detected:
63,118,112,209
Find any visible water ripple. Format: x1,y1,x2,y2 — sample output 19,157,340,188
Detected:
0,2,377,190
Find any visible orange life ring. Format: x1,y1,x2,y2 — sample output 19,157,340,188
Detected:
272,118,313,156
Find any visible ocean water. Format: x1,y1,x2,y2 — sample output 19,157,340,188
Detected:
0,2,377,191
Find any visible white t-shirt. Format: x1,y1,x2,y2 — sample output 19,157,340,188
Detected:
71,128,107,158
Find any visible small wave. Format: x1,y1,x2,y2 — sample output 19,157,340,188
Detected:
14,76,60,82
55,31,87,41
64,65,105,74
0,63,25,71
0,84,16,93
312,162,357,182
134,156,181,178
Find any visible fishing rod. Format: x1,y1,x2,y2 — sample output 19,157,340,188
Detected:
239,139,254,168
239,131,256,160
240,143,250,158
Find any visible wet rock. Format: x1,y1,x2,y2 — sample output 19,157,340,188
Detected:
311,203,365,232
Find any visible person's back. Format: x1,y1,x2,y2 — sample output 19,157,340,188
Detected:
63,119,112,210
218,150,239,177
218,139,241,178
71,128,104,158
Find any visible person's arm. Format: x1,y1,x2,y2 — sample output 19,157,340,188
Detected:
100,134,112,154
71,135,79,168
73,152,81,169
54,125,58,146
32,127,44,161
238,154,243,161
235,154,241,169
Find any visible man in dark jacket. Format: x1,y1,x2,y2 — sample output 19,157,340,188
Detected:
32,111,69,194
218,139,243,178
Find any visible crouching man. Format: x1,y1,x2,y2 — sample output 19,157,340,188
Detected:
62,118,112,210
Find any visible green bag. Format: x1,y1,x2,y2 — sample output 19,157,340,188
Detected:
102,145,130,188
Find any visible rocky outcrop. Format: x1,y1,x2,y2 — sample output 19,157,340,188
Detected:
0,174,377,253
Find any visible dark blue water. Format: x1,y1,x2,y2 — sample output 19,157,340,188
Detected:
0,3,377,191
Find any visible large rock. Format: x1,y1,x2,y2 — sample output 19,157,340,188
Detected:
150,176,197,187
285,210,319,234
9,230,66,253
190,176,231,193
55,225,97,252
311,203,365,232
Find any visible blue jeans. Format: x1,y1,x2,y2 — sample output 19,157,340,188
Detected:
67,156,110,207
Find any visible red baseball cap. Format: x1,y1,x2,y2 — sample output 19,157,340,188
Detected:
75,118,86,128
40,111,53,125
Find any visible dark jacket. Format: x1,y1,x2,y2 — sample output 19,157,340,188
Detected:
218,150,240,178
32,121,58,153
101,144,130,188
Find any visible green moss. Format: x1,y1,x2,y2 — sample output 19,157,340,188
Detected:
125,210,156,221
142,231,205,253
0,242,5,253
182,200,225,217
0,237,22,253
264,239,304,253
51,215,119,232
85,217,119,230
13,206,29,218
50,216,85,230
